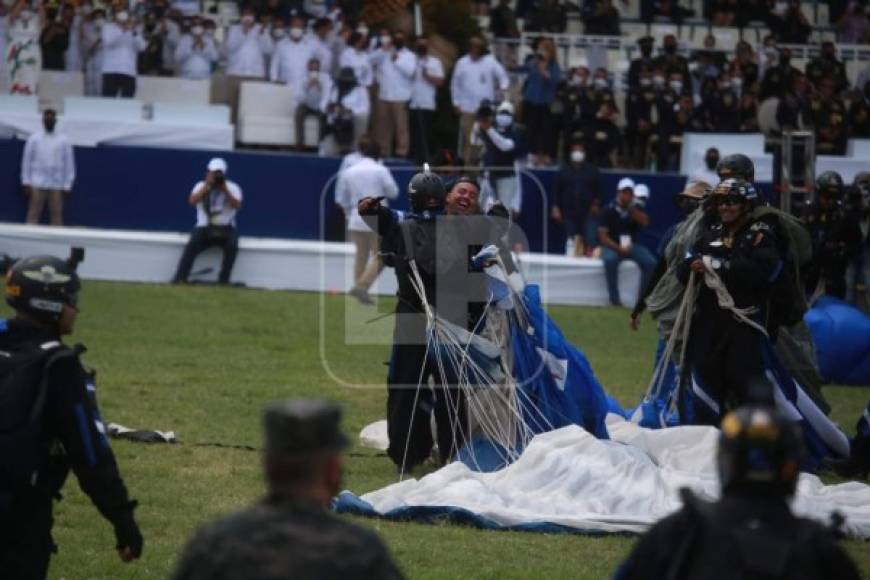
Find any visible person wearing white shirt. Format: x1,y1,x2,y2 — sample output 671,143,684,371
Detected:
62,4,82,72
688,148,721,188
81,8,104,95
409,38,445,164
224,7,274,122
268,15,313,95
295,58,332,150
174,22,218,80
100,10,147,97
338,32,373,87
172,158,243,285
369,31,415,158
320,66,371,156
308,17,333,72
334,139,399,303
20,110,75,226
160,15,182,75
450,36,510,164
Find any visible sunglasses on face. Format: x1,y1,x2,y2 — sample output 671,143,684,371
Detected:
714,195,744,207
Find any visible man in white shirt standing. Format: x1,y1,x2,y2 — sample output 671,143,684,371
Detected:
82,7,105,95
172,158,243,285
450,36,510,165
269,15,312,90
335,140,399,303
20,109,75,226
100,9,147,97
369,30,415,159
174,19,219,80
309,17,334,72
224,6,273,123
409,37,445,165
338,31,373,88
294,57,332,150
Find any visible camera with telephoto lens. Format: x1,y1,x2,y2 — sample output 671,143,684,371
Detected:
476,100,494,121
213,173,225,186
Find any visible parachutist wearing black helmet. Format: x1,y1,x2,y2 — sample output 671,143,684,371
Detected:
0,251,143,578
616,404,861,580
678,179,783,424
359,169,495,471
804,171,863,299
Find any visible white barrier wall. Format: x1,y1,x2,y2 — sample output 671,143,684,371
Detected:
0,224,641,307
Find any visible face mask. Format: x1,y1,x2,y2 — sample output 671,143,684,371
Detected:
570,150,585,163
652,75,665,87
664,43,676,55
640,77,652,87
706,156,719,170
356,26,368,36
416,45,427,56
116,11,129,22
379,34,391,46
593,77,608,89
192,25,203,35
495,112,512,128
640,46,652,57
273,28,286,39
94,17,105,26
669,80,683,92
732,77,743,88
289,27,303,40
569,76,582,87
780,55,791,67
205,27,215,37
774,1,788,13
719,80,730,90
308,70,319,81
394,38,404,50
44,119,56,132
242,14,255,24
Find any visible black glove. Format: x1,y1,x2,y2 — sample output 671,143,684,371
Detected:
113,503,143,559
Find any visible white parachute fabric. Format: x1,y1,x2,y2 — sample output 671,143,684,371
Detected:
345,418,870,538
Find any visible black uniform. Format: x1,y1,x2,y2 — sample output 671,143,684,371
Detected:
805,55,849,95
616,489,861,580
173,495,403,580
557,82,596,153
807,94,848,155
0,319,139,579
625,85,658,167
701,87,740,132
679,219,783,424
847,95,870,138
374,207,497,468
804,202,864,298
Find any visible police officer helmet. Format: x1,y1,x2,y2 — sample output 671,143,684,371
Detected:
408,167,446,213
718,405,804,497
816,171,844,199
716,153,755,182
5,255,81,323
712,178,758,203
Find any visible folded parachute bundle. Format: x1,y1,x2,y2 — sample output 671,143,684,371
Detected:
805,297,870,386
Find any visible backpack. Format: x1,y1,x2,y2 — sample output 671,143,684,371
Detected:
752,206,813,332
0,340,74,492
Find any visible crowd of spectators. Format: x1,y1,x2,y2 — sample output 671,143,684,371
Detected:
2,0,870,170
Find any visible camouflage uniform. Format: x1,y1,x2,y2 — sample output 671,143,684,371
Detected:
173,495,403,580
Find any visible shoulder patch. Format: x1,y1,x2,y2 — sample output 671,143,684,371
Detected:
749,221,771,232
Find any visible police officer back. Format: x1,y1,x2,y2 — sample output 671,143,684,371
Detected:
173,399,403,580
615,404,861,580
0,252,143,579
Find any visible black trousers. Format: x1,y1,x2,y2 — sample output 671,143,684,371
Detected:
409,108,435,165
687,314,772,425
0,492,54,580
386,341,468,468
173,226,239,284
523,101,556,159
101,73,136,98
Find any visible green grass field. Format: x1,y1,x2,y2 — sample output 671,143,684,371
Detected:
16,281,868,579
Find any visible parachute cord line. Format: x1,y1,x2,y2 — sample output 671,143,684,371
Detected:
701,256,769,337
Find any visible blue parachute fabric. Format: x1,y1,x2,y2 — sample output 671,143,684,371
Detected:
760,339,850,470
804,297,870,385
455,437,516,473
333,491,612,536
627,338,681,429
510,284,613,440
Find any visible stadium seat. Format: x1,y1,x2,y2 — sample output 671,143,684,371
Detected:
710,27,739,51
0,94,39,115
621,22,647,42
136,76,211,106
63,96,144,122
237,81,295,146
37,70,84,112
151,102,231,126
847,139,870,158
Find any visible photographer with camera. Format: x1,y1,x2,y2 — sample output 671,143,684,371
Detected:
470,100,525,218
319,67,370,156
172,158,243,285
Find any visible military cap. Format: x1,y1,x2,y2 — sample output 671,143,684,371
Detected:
263,399,349,456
